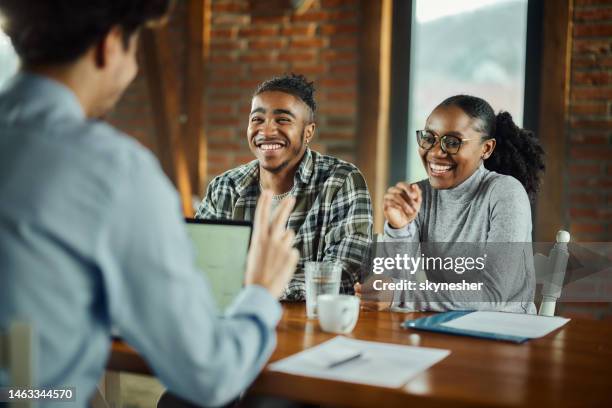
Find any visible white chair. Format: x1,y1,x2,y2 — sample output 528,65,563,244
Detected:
0,322,37,408
535,230,571,316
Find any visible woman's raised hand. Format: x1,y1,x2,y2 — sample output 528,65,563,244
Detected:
383,182,422,229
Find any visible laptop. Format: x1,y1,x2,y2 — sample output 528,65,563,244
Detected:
185,218,252,311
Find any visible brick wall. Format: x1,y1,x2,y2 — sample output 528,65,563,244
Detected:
108,0,612,243
109,0,360,197
568,0,612,242
204,0,360,188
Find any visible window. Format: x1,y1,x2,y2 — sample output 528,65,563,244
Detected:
404,0,529,182
0,26,19,88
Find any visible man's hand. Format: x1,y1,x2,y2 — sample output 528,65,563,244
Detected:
383,182,422,229
244,191,300,298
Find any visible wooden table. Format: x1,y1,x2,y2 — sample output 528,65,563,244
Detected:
108,304,612,407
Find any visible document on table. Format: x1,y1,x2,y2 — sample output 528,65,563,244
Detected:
440,311,570,338
268,336,450,388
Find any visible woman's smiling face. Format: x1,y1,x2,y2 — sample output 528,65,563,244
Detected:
420,105,495,190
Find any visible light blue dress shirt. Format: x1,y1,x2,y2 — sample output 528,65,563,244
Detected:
0,73,281,407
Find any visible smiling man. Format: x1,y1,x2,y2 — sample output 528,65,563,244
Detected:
197,74,373,300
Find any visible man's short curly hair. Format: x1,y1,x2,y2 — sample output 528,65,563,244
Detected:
254,74,316,122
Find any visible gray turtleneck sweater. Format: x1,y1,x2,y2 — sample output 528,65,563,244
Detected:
383,165,536,314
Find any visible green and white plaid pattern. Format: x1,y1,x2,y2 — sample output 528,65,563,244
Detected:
196,149,373,301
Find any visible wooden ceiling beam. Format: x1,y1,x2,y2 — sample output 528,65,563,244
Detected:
142,26,194,216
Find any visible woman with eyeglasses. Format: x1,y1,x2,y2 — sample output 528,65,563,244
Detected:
357,94,545,313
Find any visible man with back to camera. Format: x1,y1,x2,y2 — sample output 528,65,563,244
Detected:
0,1,299,406
196,74,373,300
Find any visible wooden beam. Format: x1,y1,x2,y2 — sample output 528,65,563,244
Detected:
142,26,194,216
357,0,393,233
184,0,211,197
535,0,574,241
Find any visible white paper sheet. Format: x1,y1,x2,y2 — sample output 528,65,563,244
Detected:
268,336,450,388
441,311,570,338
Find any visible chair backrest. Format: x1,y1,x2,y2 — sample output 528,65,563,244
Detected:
536,230,571,316
0,322,36,408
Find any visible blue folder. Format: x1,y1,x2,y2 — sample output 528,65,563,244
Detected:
402,311,530,343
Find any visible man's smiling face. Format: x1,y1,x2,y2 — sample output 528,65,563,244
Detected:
248,91,314,174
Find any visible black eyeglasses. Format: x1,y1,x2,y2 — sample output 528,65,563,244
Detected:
416,130,475,155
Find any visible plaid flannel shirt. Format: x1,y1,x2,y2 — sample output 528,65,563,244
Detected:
195,149,373,301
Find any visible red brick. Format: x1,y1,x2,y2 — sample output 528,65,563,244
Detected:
291,38,326,48
569,177,612,189
291,11,329,22
570,118,612,129
325,90,358,101
570,192,604,205
319,130,355,140
281,25,316,37
209,116,240,127
249,39,286,50
207,104,235,115
239,79,263,88
575,8,612,21
572,87,612,100
289,63,326,75
211,3,248,13
570,223,605,234
235,154,255,164
207,129,236,141
329,36,358,49
320,24,359,35
319,77,356,87
326,116,354,127
328,63,357,75
569,133,609,144
572,55,599,68
328,10,359,21
210,28,236,39
570,208,600,218
208,141,244,151
208,154,232,165
569,164,604,175
251,15,290,24
570,102,608,115
572,71,612,85
210,54,237,63
321,49,357,62
212,14,249,25
575,0,612,5
210,40,245,51
239,53,277,63
319,104,356,115
575,23,612,37
249,66,287,77
277,52,316,62
570,146,612,160
321,0,358,7
239,26,279,37
573,39,612,54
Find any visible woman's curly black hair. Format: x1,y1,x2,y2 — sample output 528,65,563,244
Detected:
437,95,545,203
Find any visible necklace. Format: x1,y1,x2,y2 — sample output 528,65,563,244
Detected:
259,182,294,200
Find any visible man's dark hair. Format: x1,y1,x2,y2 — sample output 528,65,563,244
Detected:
254,73,316,122
0,0,172,66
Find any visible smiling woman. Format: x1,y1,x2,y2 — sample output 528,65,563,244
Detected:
369,94,545,314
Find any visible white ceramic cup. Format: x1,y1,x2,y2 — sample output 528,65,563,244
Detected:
317,294,360,334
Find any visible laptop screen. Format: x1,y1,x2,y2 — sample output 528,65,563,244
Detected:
185,219,252,311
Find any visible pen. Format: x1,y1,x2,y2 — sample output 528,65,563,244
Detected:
328,352,363,368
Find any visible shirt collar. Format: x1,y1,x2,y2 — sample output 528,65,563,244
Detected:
233,148,315,197
0,72,85,121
